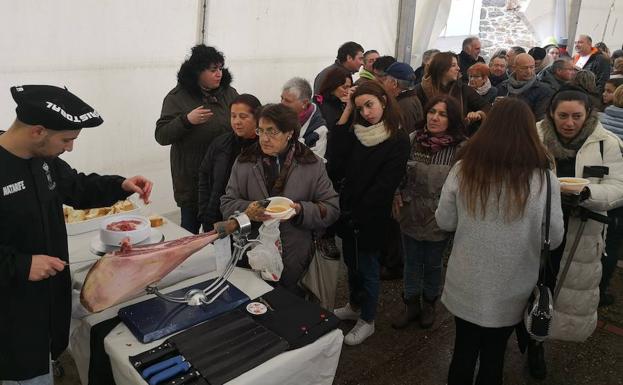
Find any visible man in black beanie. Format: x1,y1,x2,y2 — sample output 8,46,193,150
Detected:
0,85,153,384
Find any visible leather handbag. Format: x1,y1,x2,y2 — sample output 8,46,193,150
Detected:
524,171,554,341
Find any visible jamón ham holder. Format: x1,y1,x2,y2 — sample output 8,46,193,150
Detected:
81,213,256,312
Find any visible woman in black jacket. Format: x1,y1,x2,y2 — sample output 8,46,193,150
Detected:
313,67,354,257
198,94,261,231
333,81,410,346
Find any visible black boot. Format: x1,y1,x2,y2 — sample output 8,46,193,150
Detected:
391,296,421,329
528,340,547,380
419,296,437,329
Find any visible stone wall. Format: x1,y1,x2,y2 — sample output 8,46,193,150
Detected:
479,0,538,61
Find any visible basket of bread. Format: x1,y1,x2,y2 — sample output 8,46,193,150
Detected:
64,199,139,235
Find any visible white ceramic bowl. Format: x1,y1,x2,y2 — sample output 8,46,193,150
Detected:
265,196,296,220
99,215,151,246
558,177,590,194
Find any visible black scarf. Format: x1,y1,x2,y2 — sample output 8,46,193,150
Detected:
261,142,296,196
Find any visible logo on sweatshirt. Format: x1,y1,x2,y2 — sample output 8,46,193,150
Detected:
42,162,56,190
2,180,26,196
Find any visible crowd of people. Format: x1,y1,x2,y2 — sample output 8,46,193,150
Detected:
152,35,623,384
3,33,623,385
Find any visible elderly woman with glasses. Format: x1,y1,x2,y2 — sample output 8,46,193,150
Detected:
221,103,339,294
467,63,498,104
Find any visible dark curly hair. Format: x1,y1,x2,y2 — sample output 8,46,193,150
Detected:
177,45,232,96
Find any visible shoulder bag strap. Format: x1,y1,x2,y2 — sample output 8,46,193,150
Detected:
539,170,552,283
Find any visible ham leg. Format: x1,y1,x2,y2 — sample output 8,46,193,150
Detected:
80,231,220,313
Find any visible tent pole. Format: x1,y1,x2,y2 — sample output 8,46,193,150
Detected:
395,0,417,65
567,0,582,51
197,0,209,44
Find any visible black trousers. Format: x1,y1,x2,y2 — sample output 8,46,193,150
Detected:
448,317,515,385
601,207,623,293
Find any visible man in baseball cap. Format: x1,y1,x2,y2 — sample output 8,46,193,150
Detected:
0,85,152,383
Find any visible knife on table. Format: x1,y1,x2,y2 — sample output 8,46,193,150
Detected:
149,360,192,385
131,341,177,369
161,369,202,385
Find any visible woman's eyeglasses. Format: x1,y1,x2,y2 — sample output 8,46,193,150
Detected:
255,127,282,137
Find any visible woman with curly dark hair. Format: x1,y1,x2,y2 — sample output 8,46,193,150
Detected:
155,44,238,233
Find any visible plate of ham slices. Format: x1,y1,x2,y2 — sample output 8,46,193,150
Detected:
99,215,151,246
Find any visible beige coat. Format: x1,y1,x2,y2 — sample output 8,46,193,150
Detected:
538,119,623,341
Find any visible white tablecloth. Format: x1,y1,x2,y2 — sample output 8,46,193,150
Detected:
67,218,343,385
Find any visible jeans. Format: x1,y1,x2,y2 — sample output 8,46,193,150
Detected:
402,235,447,300
180,206,200,234
342,237,381,322
448,317,515,385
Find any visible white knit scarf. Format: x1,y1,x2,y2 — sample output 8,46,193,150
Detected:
353,122,391,147
474,77,492,96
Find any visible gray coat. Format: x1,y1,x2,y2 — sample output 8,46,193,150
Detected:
221,148,339,290
436,164,565,328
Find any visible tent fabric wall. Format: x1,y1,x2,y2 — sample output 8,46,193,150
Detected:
524,0,622,50
1,0,399,216
0,0,200,215
205,0,399,105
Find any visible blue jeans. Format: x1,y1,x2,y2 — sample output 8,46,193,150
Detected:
342,237,380,322
180,206,200,234
402,235,448,300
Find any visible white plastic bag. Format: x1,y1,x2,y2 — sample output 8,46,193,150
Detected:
247,219,284,281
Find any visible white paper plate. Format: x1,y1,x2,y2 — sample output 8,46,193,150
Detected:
265,196,295,220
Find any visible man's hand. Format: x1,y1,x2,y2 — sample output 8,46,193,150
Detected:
392,194,403,219
122,176,153,204
187,106,214,125
29,255,65,281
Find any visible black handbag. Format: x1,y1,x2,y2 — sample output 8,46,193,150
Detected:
524,171,554,341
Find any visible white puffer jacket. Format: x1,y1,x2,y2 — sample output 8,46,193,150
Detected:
538,118,623,341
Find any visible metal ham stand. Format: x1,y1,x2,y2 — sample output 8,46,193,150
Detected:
144,212,260,306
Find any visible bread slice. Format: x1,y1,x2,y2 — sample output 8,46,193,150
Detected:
67,209,86,223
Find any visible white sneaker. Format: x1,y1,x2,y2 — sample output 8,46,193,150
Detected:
344,319,375,345
333,303,360,321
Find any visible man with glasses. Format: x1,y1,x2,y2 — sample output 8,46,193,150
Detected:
488,55,508,87
538,57,577,92
497,53,553,120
